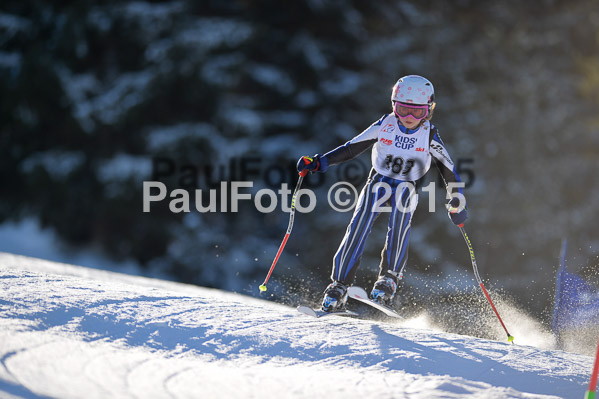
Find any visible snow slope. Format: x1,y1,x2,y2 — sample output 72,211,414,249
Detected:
0,252,593,399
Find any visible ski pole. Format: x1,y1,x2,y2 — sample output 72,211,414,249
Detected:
459,226,514,343
259,168,308,293
586,336,599,399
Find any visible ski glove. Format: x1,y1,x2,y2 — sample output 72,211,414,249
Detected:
296,154,329,174
447,197,468,227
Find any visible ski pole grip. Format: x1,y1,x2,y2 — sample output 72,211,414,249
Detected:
299,156,311,177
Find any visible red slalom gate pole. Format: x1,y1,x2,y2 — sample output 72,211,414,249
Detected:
459,226,514,343
259,169,308,293
585,337,599,399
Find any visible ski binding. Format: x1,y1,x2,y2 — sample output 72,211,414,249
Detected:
297,305,359,318
347,286,404,319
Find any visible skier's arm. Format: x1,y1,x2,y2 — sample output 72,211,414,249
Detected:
297,115,384,174
322,136,377,166
429,126,468,225
430,127,462,192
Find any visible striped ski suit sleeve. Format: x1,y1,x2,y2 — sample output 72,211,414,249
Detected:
429,125,465,199
321,115,385,166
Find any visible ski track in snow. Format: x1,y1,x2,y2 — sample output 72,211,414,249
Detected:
0,252,593,399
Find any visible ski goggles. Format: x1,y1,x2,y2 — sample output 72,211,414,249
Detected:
393,102,429,120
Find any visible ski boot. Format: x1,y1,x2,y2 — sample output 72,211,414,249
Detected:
370,274,398,306
321,281,348,312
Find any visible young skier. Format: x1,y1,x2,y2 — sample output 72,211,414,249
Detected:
297,75,468,312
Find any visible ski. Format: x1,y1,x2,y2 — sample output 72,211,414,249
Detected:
297,305,359,318
347,286,404,319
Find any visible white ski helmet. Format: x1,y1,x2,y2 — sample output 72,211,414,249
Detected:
391,75,435,105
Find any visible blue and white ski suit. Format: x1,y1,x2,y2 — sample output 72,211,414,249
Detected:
321,113,465,285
